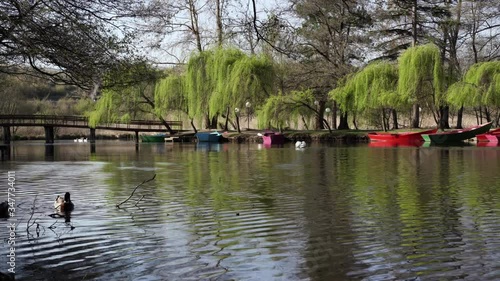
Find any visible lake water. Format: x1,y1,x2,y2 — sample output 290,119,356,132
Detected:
0,141,499,280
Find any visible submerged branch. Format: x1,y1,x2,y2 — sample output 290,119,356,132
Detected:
116,174,156,208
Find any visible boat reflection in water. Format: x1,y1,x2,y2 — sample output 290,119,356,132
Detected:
476,141,500,147
257,143,284,149
368,141,424,148
195,142,222,152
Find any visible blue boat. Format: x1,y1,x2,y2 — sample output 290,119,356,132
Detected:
195,131,223,142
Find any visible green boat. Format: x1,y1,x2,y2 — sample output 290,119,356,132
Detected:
140,134,167,142
422,122,492,144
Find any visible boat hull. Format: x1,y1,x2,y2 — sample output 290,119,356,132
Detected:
476,128,500,143
140,134,166,142
195,132,222,142
368,128,438,143
422,122,492,144
262,132,285,145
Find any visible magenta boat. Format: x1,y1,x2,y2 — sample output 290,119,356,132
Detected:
261,131,285,145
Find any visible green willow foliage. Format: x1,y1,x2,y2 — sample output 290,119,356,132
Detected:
154,73,186,116
88,91,118,127
208,48,245,118
87,61,161,128
397,43,444,106
329,61,398,113
185,50,214,121
159,48,275,124
257,90,316,130
257,94,293,130
447,61,500,108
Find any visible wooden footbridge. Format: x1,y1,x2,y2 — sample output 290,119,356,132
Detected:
0,115,183,144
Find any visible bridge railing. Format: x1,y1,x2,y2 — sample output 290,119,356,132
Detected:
0,115,182,130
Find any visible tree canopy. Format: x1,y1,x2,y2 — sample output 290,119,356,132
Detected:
0,0,167,89
447,61,500,108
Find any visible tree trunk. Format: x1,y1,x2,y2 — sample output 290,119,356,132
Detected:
338,111,349,130
381,109,387,131
332,101,337,130
456,106,463,129
412,0,418,46
392,108,398,130
235,112,241,133
224,107,230,131
190,119,197,133
439,106,450,129
215,0,223,46
316,102,325,130
411,104,420,128
158,116,174,135
484,106,491,122
188,0,203,52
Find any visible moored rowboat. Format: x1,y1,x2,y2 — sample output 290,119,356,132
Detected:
422,122,492,144
195,131,223,142
368,128,438,143
140,134,167,142
476,128,500,143
261,130,285,145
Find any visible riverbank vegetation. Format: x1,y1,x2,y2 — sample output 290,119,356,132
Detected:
1,0,499,135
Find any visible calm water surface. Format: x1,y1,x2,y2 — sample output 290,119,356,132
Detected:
0,141,499,280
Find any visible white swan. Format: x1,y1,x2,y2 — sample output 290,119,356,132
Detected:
295,141,306,148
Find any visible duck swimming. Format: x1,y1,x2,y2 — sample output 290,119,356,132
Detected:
54,192,74,212
0,201,9,218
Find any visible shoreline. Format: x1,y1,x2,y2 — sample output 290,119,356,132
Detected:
2,129,371,144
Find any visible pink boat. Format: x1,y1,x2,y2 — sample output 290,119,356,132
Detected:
261,131,285,145
476,128,500,143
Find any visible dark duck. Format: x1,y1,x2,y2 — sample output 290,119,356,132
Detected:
54,192,74,212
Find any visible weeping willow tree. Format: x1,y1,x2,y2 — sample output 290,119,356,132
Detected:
447,61,500,125
398,43,444,128
257,89,329,132
86,61,173,132
257,94,297,132
154,71,193,129
330,61,399,131
207,48,245,130
185,48,275,131
185,50,216,129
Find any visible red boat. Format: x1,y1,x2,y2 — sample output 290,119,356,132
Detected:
476,128,500,143
368,128,438,144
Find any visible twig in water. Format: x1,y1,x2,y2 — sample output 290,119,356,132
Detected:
116,174,156,208
134,195,145,207
26,195,38,233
